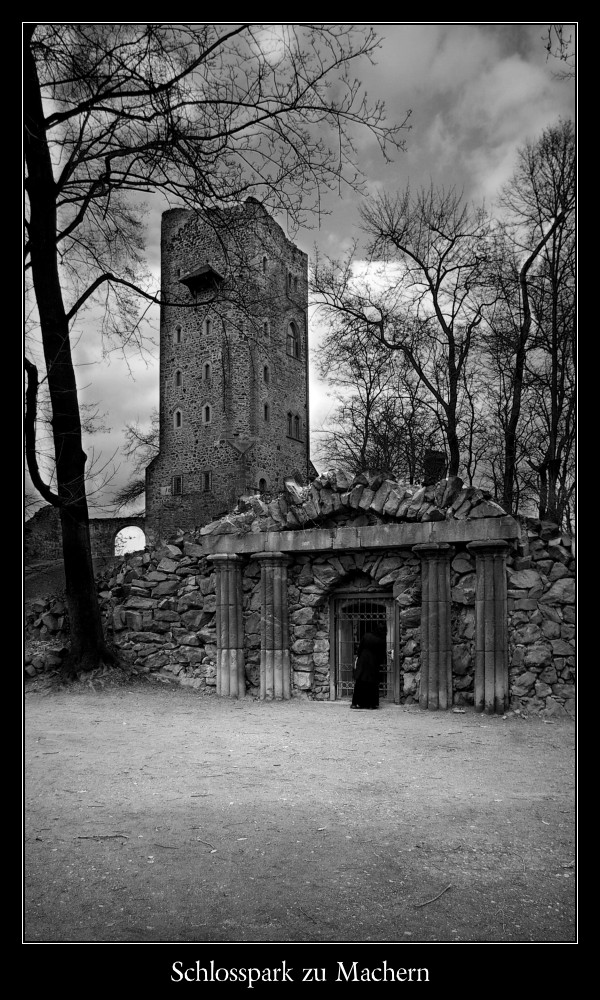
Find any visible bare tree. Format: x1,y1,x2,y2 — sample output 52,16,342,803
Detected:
483,118,575,520
312,187,496,477
314,318,440,481
112,410,160,512
24,23,410,672
544,24,576,79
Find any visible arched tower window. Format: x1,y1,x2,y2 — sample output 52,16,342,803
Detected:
287,412,293,436
288,272,292,291
203,361,211,381
259,477,268,493
203,404,212,425
174,325,182,344
263,321,269,338
262,256,267,274
294,415,300,439
264,403,270,422
174,409,182,429
287,322,299,359
263,365,270,384
175,369,183,388
204,317,212,336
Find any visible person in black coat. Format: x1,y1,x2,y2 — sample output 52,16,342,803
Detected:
351,627,387,710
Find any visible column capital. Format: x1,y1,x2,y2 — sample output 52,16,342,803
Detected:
466,540,510,556
250,551,289,564
412,542,454,557
207,553,245,565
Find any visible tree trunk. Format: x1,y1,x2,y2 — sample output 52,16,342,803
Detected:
24,30,112,672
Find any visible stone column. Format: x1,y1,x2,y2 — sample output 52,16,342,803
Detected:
467,540,509,715
251,552,291,700
208,554,245,699
413,543,454,711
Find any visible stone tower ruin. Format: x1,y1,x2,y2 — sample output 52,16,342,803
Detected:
145,198,310,538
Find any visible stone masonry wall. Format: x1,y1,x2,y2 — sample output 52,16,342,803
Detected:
25,508,575,718
145,199,310,539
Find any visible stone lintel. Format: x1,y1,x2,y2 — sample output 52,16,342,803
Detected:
201,517,520,556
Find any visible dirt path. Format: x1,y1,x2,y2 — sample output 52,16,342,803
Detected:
24,678,576,944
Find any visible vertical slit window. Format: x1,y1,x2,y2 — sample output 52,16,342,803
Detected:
287,322,299,358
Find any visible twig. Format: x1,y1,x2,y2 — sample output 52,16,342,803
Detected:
77,834,129,840
415,884,453,908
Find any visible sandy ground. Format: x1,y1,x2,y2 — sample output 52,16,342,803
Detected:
24,677,576,947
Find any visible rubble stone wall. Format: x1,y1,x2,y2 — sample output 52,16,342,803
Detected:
25,514,575,717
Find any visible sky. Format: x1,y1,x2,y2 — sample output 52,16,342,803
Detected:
26,22,576,521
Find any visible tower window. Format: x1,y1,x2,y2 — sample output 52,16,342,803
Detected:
259,477,267,493
263,321,269,337
174,325,182,344
172,475,183,496
175,369,183,388
202,471,212,492
288,272,292,291
174,409,182,429
203,404,212,425
203,361,211,381
264,403,270,422
263,365,270,384
262,256,267,274
287,411,293,436
204,317,212,336
287,322,300,359
294,415,300,439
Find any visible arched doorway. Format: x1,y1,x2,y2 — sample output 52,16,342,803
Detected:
114,526,146,556
330,588,399,703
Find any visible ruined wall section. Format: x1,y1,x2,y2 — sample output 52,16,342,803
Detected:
25,506,146,561
145,200,310,539
25,472,575,718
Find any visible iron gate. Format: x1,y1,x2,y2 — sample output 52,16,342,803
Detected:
331,595,399,702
